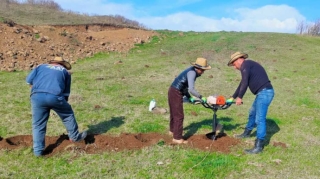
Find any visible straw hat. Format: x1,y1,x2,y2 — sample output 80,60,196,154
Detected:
49,57,71,70
191,57,211,70
227,52,248,66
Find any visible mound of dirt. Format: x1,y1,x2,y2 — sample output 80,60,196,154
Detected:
0,22,157,71
0,133,241,157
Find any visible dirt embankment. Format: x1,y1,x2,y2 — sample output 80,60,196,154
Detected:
0,22,157,71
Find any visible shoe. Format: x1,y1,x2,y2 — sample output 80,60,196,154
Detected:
235,128,252,138
172,138,188,144
168,131,173,136
70,131,87,142
34,153,43,157
245,139,264,154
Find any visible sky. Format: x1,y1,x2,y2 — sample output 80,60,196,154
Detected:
53,0,319,33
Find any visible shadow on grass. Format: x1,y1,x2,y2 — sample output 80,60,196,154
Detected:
184,117,242,138
251,118,280,145
43,134,69,155
87,116,125,134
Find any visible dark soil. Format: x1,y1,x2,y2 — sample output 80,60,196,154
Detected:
0,133,242,157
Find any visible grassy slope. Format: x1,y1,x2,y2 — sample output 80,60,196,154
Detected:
0,1,144,28
0,31,319,178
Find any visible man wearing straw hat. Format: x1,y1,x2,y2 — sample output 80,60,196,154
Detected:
26,57,87,157
168,57,211,144
226,52,274,154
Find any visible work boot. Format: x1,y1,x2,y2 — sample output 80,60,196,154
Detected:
235,128,252,138
245,139,264,154
70,131,87,142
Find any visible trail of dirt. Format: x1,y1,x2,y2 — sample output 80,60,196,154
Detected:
0,133,241,157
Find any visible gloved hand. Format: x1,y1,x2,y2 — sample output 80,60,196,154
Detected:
201,97,207,103
189,97,195,103
226,97,234,105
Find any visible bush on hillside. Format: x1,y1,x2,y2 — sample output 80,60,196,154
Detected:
0,0,146,29
296,19,320,36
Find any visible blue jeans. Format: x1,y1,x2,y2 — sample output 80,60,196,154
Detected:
246,88,274,140
31,93,81,156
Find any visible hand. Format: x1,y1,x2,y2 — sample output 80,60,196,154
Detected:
201,97,207,103
189,97,195,103
226,97,234,105
235,97,243,105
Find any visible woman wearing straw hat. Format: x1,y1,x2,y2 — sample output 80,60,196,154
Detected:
168,57,211,144
226,52,274,154
26,57,87,156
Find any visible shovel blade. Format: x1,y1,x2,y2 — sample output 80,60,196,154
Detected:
205,132,217,140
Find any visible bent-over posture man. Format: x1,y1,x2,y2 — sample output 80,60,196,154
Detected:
26,57,87,156
168,57,211,144
226,52,274,154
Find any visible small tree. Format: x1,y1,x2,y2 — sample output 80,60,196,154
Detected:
296,19,320,36
296,20,305,35
307,20,320,36
20,0,62,10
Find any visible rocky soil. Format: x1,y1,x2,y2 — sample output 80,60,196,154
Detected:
0,22,157,71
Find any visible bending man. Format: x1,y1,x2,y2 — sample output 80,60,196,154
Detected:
26,57,87,156
227,52,274,154
168,57,211,144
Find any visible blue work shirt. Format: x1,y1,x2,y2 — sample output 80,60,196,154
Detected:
26,64,71,97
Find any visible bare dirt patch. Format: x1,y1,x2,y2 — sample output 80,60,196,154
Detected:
0,133,241,157
0,22,157,71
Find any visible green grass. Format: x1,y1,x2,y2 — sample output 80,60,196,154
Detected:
1,31,320,178
0,1,145,29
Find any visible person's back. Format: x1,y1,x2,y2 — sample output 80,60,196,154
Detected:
239,60,272,96
171,66,194,91
27,64,70,96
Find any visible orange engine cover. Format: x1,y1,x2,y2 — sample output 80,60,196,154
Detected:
216,95,226,105
207,95,226,105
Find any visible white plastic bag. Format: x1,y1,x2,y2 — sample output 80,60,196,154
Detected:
149,99,156,111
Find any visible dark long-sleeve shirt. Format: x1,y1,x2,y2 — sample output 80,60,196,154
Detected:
232,60,272,99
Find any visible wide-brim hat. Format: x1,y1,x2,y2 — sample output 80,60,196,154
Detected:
227,52,248,66
49,57,72,70
191,57,211,70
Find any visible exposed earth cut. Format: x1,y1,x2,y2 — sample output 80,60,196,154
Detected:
0,22,156,71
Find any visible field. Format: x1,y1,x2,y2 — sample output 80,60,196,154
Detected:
0,30,320,178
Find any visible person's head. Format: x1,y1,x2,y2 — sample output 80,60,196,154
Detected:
191,57,211,75
227,52,248,70
49,57,72,70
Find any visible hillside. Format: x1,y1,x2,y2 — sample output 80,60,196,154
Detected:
0,22,157,71
0,0,156,71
